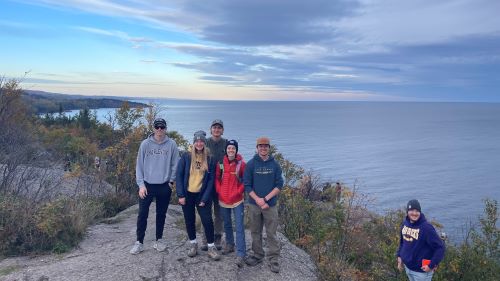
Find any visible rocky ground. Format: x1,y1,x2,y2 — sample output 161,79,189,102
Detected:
0,204,317,281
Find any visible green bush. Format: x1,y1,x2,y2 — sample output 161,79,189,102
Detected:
0,194,105,256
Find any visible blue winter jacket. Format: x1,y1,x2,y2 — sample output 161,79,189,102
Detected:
243,154,283,207
397,213,445,272
176,152,215,204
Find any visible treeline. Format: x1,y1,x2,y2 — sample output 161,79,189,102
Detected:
0,79,187,255
1,79,498,280
23,90,148,114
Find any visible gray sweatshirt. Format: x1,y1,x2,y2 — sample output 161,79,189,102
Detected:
136,134,180,188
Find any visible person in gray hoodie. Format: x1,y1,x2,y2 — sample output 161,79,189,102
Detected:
130,118,180,255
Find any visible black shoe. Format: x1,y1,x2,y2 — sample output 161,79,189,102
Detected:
245,255,263,266
269,261,280,273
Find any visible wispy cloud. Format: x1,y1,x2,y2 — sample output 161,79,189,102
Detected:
9,0,500,100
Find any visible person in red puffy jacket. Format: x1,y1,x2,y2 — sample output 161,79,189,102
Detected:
215,139,247,267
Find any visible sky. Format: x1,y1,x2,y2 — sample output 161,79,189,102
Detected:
1,0,500,101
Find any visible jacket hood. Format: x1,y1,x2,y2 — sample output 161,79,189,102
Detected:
147,133,170,145
405,213,427,227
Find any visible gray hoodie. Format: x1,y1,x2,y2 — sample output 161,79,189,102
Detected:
136,134,180,188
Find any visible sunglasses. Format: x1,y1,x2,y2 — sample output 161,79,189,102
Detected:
154,126,166,130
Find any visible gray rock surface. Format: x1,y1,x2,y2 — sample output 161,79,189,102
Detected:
0,204,317,281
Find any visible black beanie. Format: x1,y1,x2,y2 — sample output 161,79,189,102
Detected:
407,199,422,212
226,139,238,154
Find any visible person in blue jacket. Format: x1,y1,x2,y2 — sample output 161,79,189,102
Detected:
397,199,445,281
243,136,284,273
176,130,220,261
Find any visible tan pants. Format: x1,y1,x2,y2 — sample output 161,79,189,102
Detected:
248,204,280,261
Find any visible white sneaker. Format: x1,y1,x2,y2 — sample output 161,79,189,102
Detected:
130,241,144,255
153,238,167,252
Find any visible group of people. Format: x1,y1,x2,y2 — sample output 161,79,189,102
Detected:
130,118,283,273
129,117,446,279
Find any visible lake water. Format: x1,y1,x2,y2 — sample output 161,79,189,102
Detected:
72,100,500,240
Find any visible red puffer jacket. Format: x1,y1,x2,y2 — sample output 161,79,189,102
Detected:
215,154,246,205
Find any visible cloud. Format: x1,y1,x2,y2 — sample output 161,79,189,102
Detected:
20,0,500,100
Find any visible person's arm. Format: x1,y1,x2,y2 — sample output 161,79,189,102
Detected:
169,142,180,183
264,162,284,202
215,161,222,194
248,190,265,207
176,155,186,199
243,160,254,194
237,161,246,195
136,142,148,199
397,224,404,271
135,141,146,188
201,158,215,204
426,224,446,270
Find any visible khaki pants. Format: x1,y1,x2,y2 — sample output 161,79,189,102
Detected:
248,204,280,261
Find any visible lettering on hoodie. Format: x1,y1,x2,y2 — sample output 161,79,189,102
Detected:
402,225,420,242
146,149,169,156
255,166,274,175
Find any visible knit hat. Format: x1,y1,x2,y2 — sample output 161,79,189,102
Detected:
256,136,270,146
193,130,207,143
211,119,224,128
226,139,238,153
153,118,166,127
407,199,421,212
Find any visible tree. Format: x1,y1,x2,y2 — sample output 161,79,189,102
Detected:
115,101,143,136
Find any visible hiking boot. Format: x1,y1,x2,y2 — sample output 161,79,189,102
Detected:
222,243,234,255
245,255,263,266
129,241,144,255
207,246,221,261
269,260,280,273
153,238,167,252
214,234,223,250
187,243,198,258
235,256,245,268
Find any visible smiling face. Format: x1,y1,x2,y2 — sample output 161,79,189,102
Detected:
210,124,224,138
153,124,167,138
194,139,205,151
226,145,237,158
408,209,421,223
257,144,270,158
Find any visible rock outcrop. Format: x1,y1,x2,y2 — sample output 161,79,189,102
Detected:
0,204,317,281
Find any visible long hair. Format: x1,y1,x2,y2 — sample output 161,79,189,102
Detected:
190,144,210,174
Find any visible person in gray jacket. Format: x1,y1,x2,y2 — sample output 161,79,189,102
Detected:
130,118,180,254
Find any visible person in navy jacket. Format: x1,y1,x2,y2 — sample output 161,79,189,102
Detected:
176,130,220,261
397,199,445,281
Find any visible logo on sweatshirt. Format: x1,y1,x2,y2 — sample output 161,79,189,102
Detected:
255,167,274,175
402,225,420,242
146,149,169,156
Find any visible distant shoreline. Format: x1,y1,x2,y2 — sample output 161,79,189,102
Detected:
23,90,149,114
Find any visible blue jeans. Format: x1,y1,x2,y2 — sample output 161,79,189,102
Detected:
221,203,246,257
405,265,434,281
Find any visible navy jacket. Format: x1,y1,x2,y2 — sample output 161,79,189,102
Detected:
243,154,283,207
176,152,215,204
397,213,445,272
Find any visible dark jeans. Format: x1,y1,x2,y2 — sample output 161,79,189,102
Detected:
182,192,214,243
136,182,172,243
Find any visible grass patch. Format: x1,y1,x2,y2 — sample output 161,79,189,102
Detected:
0,265,19,276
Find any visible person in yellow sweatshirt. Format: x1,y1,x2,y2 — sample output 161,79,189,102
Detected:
176,130,220,261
